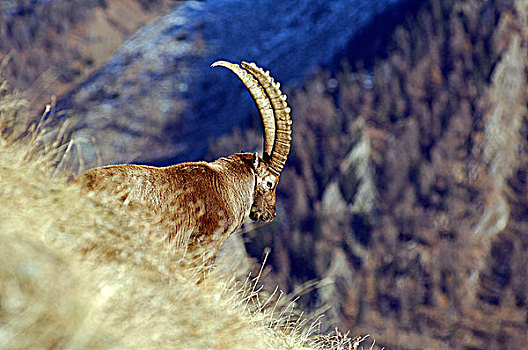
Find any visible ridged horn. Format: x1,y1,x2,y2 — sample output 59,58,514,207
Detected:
211,60,276,162
241,61,292,176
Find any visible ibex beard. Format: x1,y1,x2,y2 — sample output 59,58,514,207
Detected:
79,60,292,266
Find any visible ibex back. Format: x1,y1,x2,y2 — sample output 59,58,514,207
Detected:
79,61,292,262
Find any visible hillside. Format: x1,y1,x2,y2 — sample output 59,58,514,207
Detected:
2,0,528,348
0,0,177,113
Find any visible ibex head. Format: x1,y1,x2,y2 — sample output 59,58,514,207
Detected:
212,61,292,223
248,152,277,222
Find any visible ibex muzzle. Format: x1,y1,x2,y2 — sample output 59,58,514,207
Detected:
79,61,292,261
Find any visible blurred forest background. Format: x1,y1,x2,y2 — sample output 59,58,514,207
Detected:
1,0,527,349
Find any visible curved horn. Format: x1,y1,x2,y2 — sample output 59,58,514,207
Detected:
211,61,276,161
241,61,292,176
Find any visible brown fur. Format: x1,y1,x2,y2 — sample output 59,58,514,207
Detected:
79,152,279,260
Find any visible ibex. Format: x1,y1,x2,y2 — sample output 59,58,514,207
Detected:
79,60,292,263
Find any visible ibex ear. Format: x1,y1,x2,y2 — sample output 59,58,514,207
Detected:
252,152,260,170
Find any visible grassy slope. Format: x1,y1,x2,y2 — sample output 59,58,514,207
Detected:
0,97,321,349
0,87,372,349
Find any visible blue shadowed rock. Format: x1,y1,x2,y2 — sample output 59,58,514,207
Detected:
58,0,419,167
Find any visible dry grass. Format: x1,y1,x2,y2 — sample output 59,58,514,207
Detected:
0,83,367,349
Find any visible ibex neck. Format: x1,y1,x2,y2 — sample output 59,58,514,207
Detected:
210,153,255,228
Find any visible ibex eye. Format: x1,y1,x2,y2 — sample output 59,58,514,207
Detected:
266,181,274,189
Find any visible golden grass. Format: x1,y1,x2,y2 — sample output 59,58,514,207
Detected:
0,83,366,349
